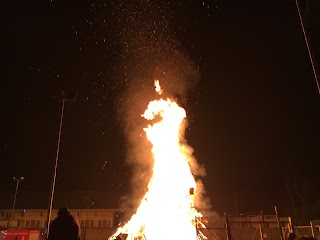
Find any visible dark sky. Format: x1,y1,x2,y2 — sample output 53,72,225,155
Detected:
2,0,320,221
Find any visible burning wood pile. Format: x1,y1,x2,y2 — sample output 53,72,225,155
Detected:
109,81,207,240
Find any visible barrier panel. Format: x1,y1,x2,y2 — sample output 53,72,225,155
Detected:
0,230,40,240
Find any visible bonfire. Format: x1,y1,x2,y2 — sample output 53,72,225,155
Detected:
109,80,207,240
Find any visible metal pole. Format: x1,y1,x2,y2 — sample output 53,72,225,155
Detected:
46,99,65,238
10,177,24,227
274,206,284,240
261,211,265,228
225,212,232,240
288,217,294,235
234,192,239,218
195,215,198,240
310,220,316,238
259,211,264,240
259,222,263,240
84,191,91,240
295,0,320,94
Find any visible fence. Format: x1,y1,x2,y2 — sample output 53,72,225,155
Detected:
196,217,320,240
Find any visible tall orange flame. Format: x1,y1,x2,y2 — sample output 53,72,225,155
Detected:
109,80,206,240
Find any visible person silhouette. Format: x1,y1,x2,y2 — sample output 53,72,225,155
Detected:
48,207,81,240
288,233,297,240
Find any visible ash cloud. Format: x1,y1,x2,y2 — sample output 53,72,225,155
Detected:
107,0,210,217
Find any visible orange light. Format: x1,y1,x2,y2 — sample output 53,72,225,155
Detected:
110,80,206,240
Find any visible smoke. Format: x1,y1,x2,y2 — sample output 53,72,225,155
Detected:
179,120,212,213
108,0,210,218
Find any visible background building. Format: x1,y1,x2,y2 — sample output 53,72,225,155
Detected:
1,208,319,240
0,208,122,240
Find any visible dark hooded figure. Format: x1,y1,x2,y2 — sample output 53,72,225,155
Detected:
288,233,297,240
48,207,81,240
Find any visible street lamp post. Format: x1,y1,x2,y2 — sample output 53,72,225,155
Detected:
45,98,65,238
10,176,24,227
45,91,77,238
295,0,320,94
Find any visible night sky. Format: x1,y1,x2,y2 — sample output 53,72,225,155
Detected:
2,0,320,222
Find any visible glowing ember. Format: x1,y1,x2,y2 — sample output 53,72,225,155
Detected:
109,80,206,240
154,80,163,95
